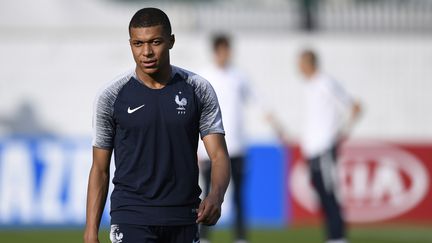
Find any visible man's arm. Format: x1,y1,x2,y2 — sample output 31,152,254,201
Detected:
197,133,230,226
265,113,291,145
349,100,362,124
324,79,363,138
342,100,363,136
84,147,112,243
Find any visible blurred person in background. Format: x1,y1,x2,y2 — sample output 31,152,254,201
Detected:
298,49,362,243
198,34,285,243
198,34,249,243
0,100,55,137
84,8,230,243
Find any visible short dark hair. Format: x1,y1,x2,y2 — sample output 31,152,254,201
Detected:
301,49,319,68
129,8,172,36
212,34,231,51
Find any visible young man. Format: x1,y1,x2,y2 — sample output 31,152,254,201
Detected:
298,49,362,243
198,35,285,243
84,8,231,243
198,35,249,243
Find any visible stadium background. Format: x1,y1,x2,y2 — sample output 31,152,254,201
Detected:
0,0,432,242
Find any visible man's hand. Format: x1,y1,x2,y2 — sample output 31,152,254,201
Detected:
339,100,363,142
196,193,223,226
83,230,100,243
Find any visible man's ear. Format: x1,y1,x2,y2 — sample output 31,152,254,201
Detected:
169,34,175,49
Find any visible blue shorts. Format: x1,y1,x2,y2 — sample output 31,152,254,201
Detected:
109,224,200,243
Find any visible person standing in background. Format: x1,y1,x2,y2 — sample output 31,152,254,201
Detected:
197,34,286,243
298,49,362,243
198,34,249,243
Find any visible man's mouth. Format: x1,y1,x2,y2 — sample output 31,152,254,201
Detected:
141,60,157,68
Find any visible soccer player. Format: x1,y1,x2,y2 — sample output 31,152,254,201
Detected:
298,49,362,243
84,8,231,243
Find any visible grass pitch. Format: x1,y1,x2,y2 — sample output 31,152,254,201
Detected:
0,225,431,243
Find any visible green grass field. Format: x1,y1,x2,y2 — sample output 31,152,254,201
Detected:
1,225,431,243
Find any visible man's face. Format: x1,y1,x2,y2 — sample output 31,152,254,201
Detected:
129,25,174,76
298,54,310,79
215,45,231,68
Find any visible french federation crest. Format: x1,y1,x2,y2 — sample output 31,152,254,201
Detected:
175,91,187,114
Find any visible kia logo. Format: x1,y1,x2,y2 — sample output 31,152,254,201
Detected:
289,142,429,223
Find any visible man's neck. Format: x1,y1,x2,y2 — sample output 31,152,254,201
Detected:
136,66,172,89
215,62,229,71
305,70,318,81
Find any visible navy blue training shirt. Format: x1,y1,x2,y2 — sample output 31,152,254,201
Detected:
92,66,225,226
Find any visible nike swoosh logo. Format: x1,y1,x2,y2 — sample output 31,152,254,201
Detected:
127,104,145,114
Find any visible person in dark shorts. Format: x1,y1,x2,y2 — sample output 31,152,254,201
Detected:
84,8,231,243
298,49,362,243
198,35,249,243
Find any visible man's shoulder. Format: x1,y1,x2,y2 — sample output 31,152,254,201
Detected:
228,66,247,79
95,69,135,104
316,72,338,84
99,70,134,93
202,65,247,82
172,65,212,88
314,73,337,89
105,70,135,91
315,72,351,100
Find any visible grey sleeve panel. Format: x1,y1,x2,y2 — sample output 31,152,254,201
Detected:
92,70,134,149
174,66,225,139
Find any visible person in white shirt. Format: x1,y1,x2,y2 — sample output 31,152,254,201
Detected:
198,34,249,243
299,49,362,243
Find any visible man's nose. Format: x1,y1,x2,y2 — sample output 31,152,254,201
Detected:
142,43,154,56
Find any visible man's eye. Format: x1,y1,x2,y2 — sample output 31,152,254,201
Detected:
152,40,162,45
133,42,143,47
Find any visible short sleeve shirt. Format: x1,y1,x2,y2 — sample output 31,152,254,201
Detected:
92,66,224,225
198,65,249,158
301,73,354,158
